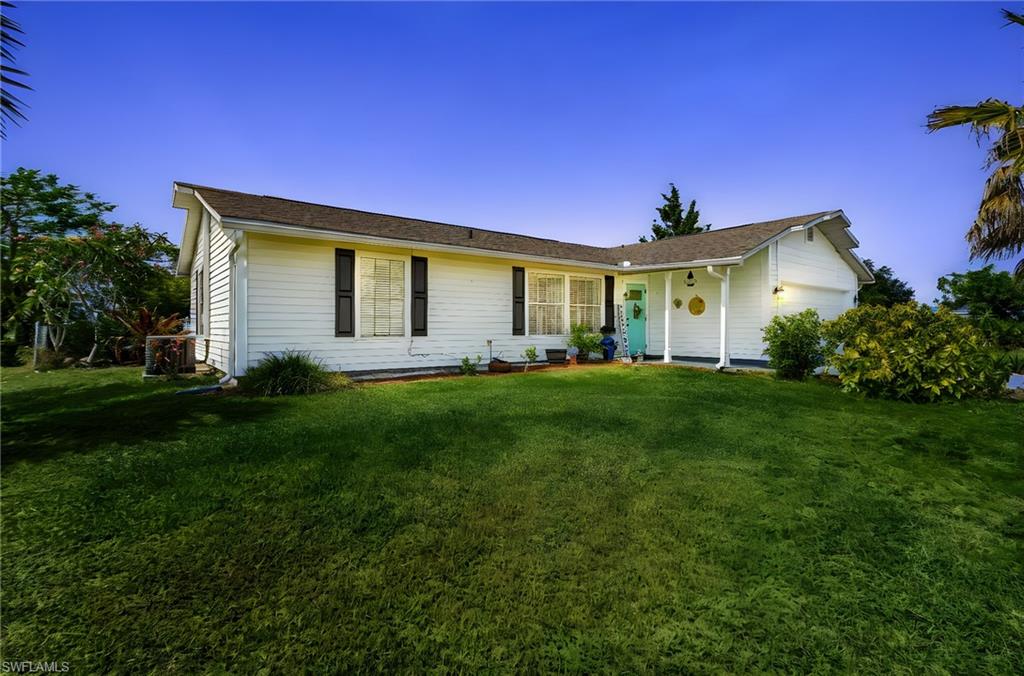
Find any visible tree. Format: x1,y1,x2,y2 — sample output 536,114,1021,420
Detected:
927,9,1024,277
13,221,178,360
936,265,1024,321
2,169,114,341
856,259,915,307
1,1,32,139
2,169,182,361
639,183,710,242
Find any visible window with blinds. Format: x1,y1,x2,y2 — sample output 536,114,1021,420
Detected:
360,257,405,337
528,273,565,335
569,277,602,331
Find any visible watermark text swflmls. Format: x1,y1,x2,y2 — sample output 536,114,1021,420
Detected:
1,662,70,673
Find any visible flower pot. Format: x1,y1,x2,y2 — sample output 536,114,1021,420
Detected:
545,348,567,364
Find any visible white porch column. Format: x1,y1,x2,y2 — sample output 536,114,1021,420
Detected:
719,268,730,368
663,271,673,363
707,266,731,369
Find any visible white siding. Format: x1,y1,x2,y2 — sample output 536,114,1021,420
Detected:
245,234,605,372
187,210,233,373
221,224,860,373
775,229,858,320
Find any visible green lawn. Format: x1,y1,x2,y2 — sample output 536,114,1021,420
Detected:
2,364,1022,673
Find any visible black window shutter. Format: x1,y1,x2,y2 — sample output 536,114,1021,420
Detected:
512,267,525,335
335,248,355,337
604,275,615,328
411,256,428,336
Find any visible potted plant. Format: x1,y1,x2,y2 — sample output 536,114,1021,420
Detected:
567,323,602,362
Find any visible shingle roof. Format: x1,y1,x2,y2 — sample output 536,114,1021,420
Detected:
177,182,835,267
610,212,834,265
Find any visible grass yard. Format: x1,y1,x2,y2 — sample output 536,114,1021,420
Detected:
2,364,1022,672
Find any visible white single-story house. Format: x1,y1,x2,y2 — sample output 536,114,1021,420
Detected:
172,183,873,377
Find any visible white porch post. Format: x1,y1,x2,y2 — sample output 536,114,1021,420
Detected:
663,271,673,363
707,265,731,369
719,268,730,368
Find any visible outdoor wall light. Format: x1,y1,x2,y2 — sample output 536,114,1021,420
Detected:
773,284,785,296
685,271,695,287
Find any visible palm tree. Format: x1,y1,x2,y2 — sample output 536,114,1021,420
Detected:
1,1,31,139
928,9,1024,277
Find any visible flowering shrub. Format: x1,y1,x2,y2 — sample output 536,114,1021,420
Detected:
822,303,1009,401
761,309,825,380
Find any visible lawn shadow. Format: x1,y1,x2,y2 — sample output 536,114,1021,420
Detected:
2,381,277,464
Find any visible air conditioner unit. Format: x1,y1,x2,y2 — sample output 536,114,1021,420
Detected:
144,335,196,376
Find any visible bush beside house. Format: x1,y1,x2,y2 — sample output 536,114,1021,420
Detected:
242,351,345,396
761,309,825,380
821,303,1009,402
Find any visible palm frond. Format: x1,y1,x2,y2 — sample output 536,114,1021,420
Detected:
927,99,1021,134
0,1,29,139
1002,9,1024,28
967,166,1024,274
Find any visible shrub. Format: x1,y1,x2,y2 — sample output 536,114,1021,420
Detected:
761,309,825,380
460,354,481,376
522,346,538,364
995,349,1024,376
567,323,602,357
822,303,1009,402
973,313,1024,350
243,351,336,396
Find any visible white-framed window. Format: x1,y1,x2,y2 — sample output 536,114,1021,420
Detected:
359,256,405,337
569,276,602,331
528,272,565,335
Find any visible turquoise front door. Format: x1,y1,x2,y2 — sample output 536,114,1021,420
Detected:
624,283,647,356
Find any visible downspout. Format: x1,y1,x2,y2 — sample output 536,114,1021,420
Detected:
706,265,730,369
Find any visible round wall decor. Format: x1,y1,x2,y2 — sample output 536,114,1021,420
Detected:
673,298,683,309
688,295,706,316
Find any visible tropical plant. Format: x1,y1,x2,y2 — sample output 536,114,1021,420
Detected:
995,348,1024,375
639,183,710,242
243,351,336,396
112,308,183,364
1,2,31,139
567,323,602,356
460,354,482,376
857,259,915,306
761,309,826,380
926,9,1024,277
822,303,1009,401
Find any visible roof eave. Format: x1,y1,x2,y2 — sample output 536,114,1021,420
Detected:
172,183,202,275
218,216,623,270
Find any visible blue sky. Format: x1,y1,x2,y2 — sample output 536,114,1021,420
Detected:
2,1,1021,298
